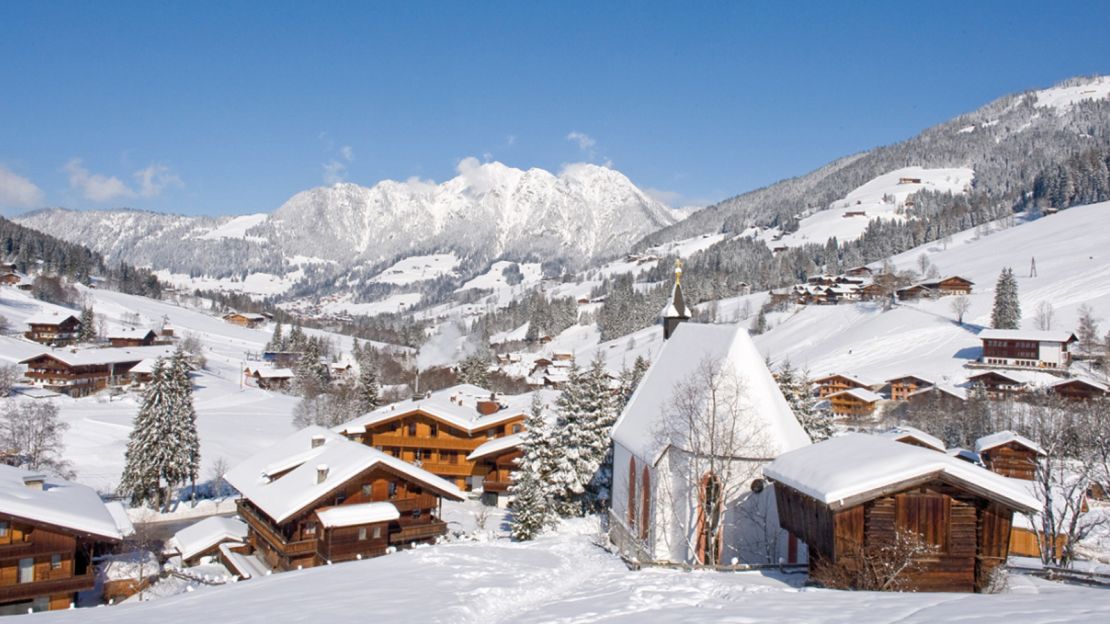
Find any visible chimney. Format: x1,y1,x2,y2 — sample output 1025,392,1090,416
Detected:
311,435,325,448
23,474,46,491
316,464,329,484
476,399,501,416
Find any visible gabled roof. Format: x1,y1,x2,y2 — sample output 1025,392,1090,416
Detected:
907,384,967,401
20,346,175,368
1049,376,1109,392
812,373,874,387
0,465,128,541
828,387,883,403
764,434,1039,513
224,312,267,321
107,327,157,340
967,370,1026,384
25,310,80,326
466,433,525,462
316,502,399,528
978,329,1078,343
225,427,463,525
168,516,248,561
255,367,294,379
336,384,529,436
886,374,934,385
882,425,946,453
974,431,1046,456
611,323,810,462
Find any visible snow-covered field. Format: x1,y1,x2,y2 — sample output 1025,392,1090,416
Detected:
370,253,460,285
1034,75,1110,112
22,520,1110,623
194,213,268,242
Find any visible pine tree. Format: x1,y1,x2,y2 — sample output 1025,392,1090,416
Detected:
355,360,381,413
510,394,558,540
990,268,1021,329
294,339,330,398
167,351,201,501
616,356,650,407
751,308,768,335
287,322,307,353
777,361,832,442
457,353,490,387
266,321,285,352
78,306,97,343
548,356,617,515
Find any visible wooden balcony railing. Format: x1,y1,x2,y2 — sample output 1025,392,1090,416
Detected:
0,532,74,562
389,520,447,544
389,495,438,513
482,480,512,493
0,573,95,602
370,434,482,452
416,462,474,477
237,502,317,556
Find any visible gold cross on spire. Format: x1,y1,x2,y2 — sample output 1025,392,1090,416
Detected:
674,258,683,285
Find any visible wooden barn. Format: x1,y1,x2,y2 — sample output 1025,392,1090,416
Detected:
23,312,82,346
225,427,464,572
975,431,1044,482
765,434,1039,593
0,465,131,614
925,276,974,296
337,384,529,491
164,516,248,567
106,328,158,347
885,375,934,401
896,284,934,301
1048,377,1109,401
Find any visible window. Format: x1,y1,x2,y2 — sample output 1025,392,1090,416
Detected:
411,508,421,519
361,484,372,497
486,429,495,439
19,558,33,583
430,423,438,437
358,527,367,541
388,482,398,499
414,449,424,461
305,522,317,536
0,521,8,537
372,526,382,539
408,423,417,437
511,424,523,434
51,554,61,570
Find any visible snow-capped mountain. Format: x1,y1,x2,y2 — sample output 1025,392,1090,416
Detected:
15,161,675,282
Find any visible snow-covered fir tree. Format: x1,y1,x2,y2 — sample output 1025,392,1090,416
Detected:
78,306,97,343
548,355,618,515
457,353,491,387
777,360,832,442
355,358,380,414
167,351,201,498
509,394,558,540
990,267,1021,329
293,338,330,398
266,320,285,352
616,356,650,407
751,307,768,335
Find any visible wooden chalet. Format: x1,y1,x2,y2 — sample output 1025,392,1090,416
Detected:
978,329,1077,369
1048,377,1109,401
906,384,967,405
896,283,934,301
975,431,1044,482
106,328,158,348
857,282,887,302
20,347,173,398
466,433,524,506
23,312,82,346
882,426,946,453
885,375,934,401
338,384,529,491
225,427,464,572
966,370,1027,399
165,516,248,567
222,312,267,328
844,266,874,278
250,366,294,391
765,434,1039,593
924,276,974,296
812,373,873,399
898,177,923,184
0,273,21,286
0,466,131,614
826,388,882,419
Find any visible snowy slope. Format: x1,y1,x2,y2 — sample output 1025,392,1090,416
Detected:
370,253,460,285
1034,75,1110,112
754,202,1110,385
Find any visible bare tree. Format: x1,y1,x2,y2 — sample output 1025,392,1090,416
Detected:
208,457,233,498
653,358,774,565
0,365,21,397
949,295,971,325
1034,301,1055,331
810,528,939,591
0,401,72,478
916,254,931,278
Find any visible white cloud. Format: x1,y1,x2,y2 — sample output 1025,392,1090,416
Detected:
0,165,44,208
566,131,596,151
323,160,347,185
64,158,182,203
456,156,498,195
339,145,354,162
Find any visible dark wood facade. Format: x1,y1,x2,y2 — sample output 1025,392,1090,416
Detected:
108,330,157,347
1049,379,1108,401
967,371,1026,400
813,374,870,398
887,376,933,401
979,442,1040,482
20,354,141,398
24,316,81,346
774,480,1017,593
0,516,101,614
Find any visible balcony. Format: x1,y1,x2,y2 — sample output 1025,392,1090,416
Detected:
416,462,474,477
0,573,95,603
389,520,447,544
389,495,438,513
237,502,317,556
370,434,481,452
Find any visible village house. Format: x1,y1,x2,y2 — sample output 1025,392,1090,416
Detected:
465,432,525,507
811,373,875,399
977,329,1077,369
0,273,22,286
337,385,530,491
765,434,1039,592
974,431,1059,558
895,283,934,301
826,387,882,419
844,266,874,278
885,375,934,401
0,465,132,614
20,346,174,397
882,425,946,453
609,276,810,566
164,516,249,568
225,427,464,572
905,384,967,405
106,327,158,348
923,276,974,296
250,366,294,391
23,312,82,346
966,370,1028,399
222,312,267,328
1048,377,1109,401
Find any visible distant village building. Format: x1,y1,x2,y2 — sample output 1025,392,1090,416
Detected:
898,177,923,184
0,465,132,613
885,375,934,401
222,312,267,328
765,434,1039,593
20,347,173,397
23,312,82,346
106,328,158,348
977,330,1077,369
609,321,810,565
811,374,873,399
225,427,464,572
164,516,249,567
1047,377,1109,401
826,388,882,419
337,385,529,491
966,370,1028,399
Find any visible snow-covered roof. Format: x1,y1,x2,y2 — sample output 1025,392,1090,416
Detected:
337,384,529,436
225,427,463,524
966,370,1026,384
977,329,1077,343
316,502,399,528
104,501,135,538
226,312,266,321
828,387,883,403
467,432,525,462
255,367,294,379
1049,376,1109,392
24,310,79,326
20,346,175,367
129,358,161,375
764,434,1040,513
907,384,967,401
974,431,1046,456
812,373,874,387
886,374,934,385
168,516,249,561
107,327,157,340
611,323,810,462
882,425,946,452
0,464,127,540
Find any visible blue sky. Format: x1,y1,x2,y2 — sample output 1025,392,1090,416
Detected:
1,1,1108,216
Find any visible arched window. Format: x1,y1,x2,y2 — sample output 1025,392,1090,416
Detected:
696,472,723,565
626,458,637,530
639,466,650,540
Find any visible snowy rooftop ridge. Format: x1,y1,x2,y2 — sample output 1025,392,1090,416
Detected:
467,432,525,462
828,387,882,403
882,425,946,453
764,434,1039,513
337,384,530,435
168,516,249,561
977,329,1077,343
0,464,128,540
20,345,175,367
225,426,463,524
974,431,1046,456
316,502,399,528
24,310,80,325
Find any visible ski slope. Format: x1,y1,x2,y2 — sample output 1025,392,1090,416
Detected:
755,201,1110,384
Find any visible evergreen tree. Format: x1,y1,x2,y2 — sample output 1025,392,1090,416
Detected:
548,356,617,515
266,321,285,352
457,353,491,387
990,268,1021,329
167,351,201,500
78,306,97,343
777,361,832,442
751,307,768,335
294,339,330,398
510,394,558,540
287,322,307,353
616,356,650,407
355,360,381,413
